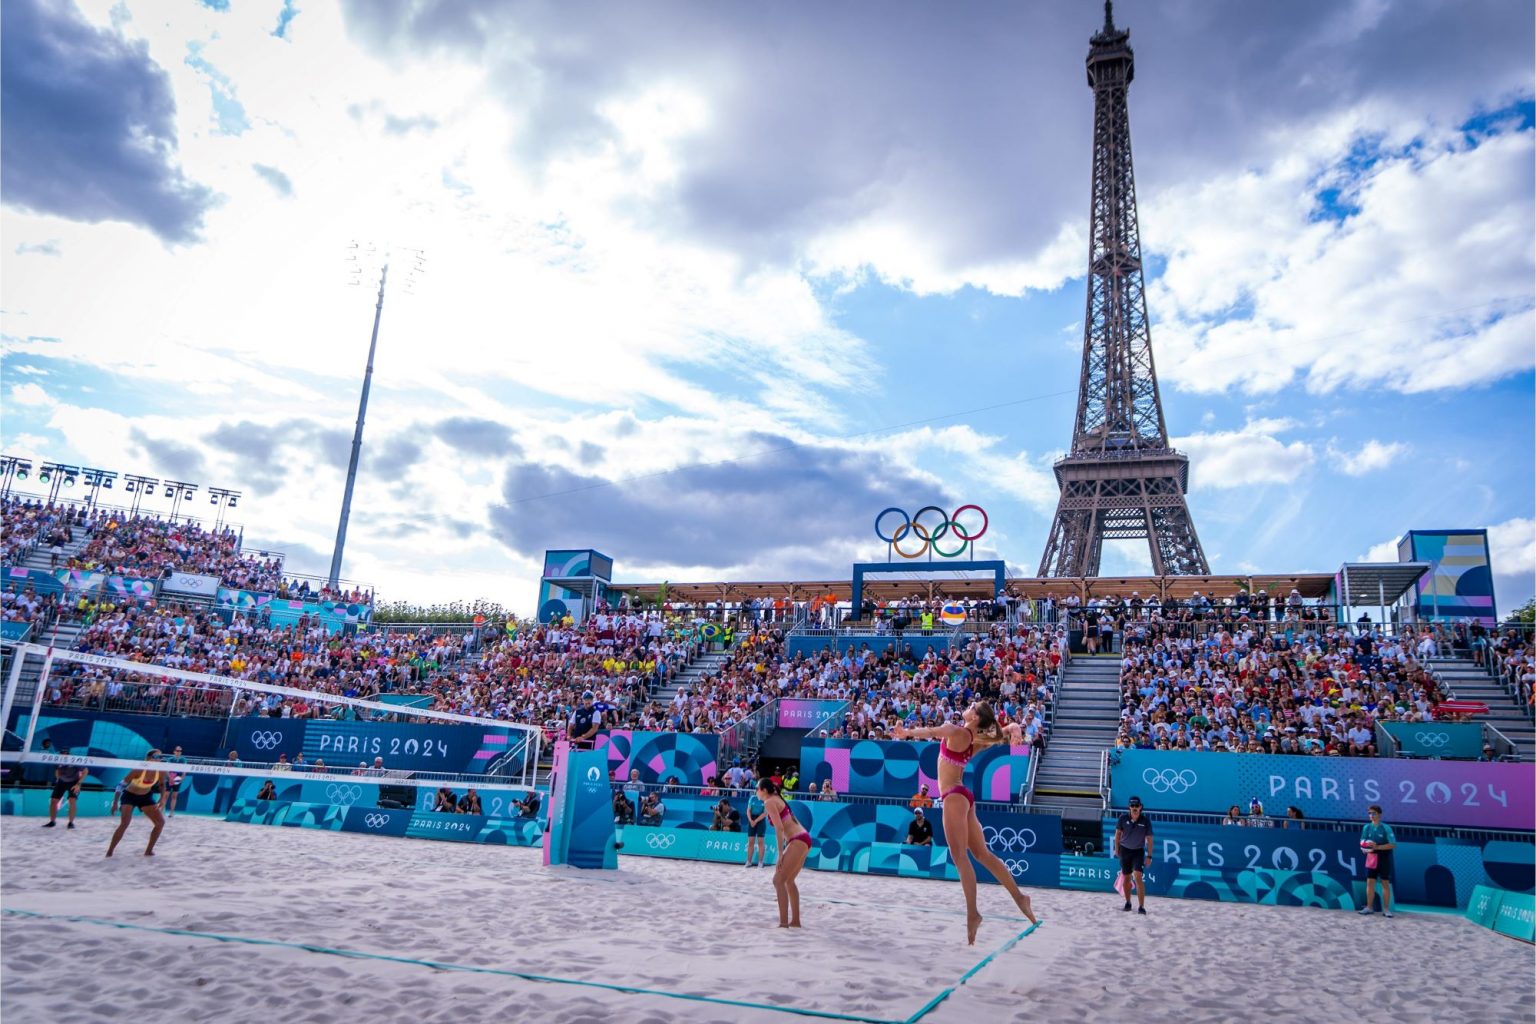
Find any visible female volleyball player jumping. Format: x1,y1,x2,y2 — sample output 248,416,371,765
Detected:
894,702,1038,944
757,778,809,928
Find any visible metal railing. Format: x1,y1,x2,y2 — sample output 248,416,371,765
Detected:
1097,803,1536,845
718,699,778,768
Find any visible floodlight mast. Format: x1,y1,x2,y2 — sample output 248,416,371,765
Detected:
329,260,387,591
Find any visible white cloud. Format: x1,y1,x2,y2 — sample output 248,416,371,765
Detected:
6,382,55,407
1489,516,1536,602
1359,537,1402,563
1174,420,1315,491
1148,114,1535,397
1329,439,1410,476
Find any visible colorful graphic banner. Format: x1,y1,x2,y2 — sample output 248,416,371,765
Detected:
263,597,372,632
53,568,106,593
799,737,1030,802
104,575,157,600
777,699,848,729
593,730,720,787
1109,750,1536,830
1380,722,1485,760
216,587,273,613
1398,529,1497,624
3,567,63,596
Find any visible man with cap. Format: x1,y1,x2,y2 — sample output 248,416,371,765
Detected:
568,691,602,747
1113,796,1154,914
904,806,933,847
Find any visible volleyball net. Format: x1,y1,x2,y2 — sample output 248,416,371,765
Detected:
0,642,544,814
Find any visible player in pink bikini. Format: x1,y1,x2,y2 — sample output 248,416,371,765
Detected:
757,777,810,928
894,702,1038,944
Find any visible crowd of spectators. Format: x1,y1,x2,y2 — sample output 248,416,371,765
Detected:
1,498,84,566
69,514,283,592
1115,616,1451,757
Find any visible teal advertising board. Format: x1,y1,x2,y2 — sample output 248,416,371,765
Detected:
1379,722,1483,760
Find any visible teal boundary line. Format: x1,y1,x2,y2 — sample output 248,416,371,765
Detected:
902,920,1042,1024
2,908,1041,1024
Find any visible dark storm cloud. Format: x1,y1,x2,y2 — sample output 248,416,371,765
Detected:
1,0,213,243
434,416,521,457
487,438,949,570
252,163,294,197
341,0,1533,274
129,428,207,481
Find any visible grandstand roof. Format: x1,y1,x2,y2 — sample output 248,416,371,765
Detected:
1335,562,1430,606
610,572,1337,604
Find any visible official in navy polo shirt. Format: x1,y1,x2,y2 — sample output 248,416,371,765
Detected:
1114,796,1154,915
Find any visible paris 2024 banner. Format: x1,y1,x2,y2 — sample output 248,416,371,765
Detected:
1110,749,1535,830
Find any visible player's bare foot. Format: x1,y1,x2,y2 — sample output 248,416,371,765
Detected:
967,911,983,945
1014,893,1037,924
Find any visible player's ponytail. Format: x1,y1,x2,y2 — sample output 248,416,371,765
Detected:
972,702,1005,749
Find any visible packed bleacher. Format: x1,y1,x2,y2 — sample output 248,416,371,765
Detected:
1,497,85,566
1,497,374,603
1114,610,1449,757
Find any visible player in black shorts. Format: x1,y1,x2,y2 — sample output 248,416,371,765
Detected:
44,756,86,830
1114,796,1153,915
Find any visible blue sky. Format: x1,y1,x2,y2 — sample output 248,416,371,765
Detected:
2,0,1532,613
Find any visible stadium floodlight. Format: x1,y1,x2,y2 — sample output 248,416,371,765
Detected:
163,480,199,520
0,455,33,499
80,468,119,507
122,474,158,514
39,462,79,503
208,487,242,528
330,243,425,590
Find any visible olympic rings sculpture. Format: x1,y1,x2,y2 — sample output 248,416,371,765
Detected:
874,505,988,559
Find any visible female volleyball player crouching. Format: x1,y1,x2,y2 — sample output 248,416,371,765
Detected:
106,750,169,858
894,703,1038,944
757,778,809,928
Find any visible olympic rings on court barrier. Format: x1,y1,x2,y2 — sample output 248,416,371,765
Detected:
874,505,988,558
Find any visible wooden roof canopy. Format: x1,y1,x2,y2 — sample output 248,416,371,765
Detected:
609,573,1336,605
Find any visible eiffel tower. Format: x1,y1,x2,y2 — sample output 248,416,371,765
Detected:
1038,1,1209,578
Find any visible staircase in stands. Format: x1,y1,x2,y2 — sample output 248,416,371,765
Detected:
1030,654,1121,816
1428,652,1534,761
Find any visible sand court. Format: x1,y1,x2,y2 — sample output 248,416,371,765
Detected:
3,816,1532,1024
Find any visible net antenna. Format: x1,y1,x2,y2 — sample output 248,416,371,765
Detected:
0,642,543,808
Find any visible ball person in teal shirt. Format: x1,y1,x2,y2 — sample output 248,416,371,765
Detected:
1357,804,1397,918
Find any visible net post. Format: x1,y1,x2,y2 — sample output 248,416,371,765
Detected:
1,643,28,742
20,645,53,758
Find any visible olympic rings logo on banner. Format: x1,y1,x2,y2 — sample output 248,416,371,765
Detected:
1002,858,1029,875
874,505,989,559
363,813,390,829
1412,731,1450,748
250,731,283,751
326,784,363,806
1142,768,1197,794
645,833,677,849
982,826,1037,851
